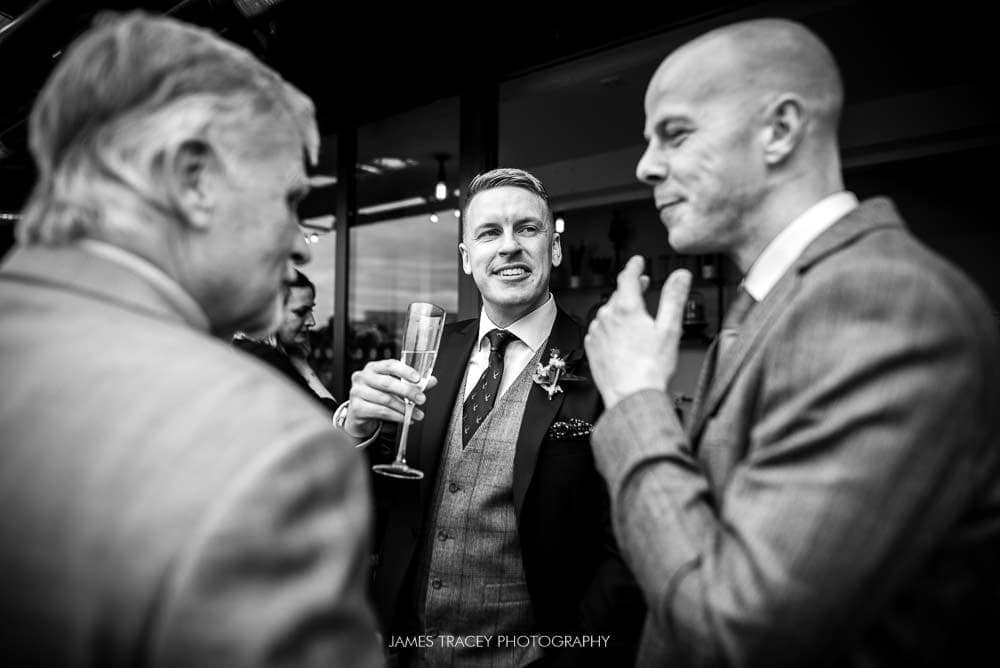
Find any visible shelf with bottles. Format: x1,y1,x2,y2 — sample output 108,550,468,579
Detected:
552,252,740,344
554,252,730,290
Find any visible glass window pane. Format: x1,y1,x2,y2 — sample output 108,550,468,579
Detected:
350,98,460,377
348,211,459,376
299,134,337,392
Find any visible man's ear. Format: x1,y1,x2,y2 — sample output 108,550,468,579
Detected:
458,242,472,275
167,139,221,230
762,94,806,166
551,232,562,267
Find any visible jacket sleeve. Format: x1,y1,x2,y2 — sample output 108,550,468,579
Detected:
591,262,1000,667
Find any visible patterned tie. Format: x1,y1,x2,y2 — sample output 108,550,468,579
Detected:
715,285,756,375
462,329,517,447
688,285,756,444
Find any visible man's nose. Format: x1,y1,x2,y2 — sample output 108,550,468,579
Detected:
636,143,668,186
498,230,521,255
306,312,315,328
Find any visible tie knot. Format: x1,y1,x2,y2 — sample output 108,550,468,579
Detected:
485,329,517,354
722,286,756,331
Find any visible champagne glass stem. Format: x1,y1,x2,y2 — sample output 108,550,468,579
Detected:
394,399,415,467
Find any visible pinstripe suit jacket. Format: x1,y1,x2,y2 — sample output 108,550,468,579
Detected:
0,244,381,667
593,198,1000,667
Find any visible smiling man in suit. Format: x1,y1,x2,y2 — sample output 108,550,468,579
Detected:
585,18,1000,668
336,168,644,666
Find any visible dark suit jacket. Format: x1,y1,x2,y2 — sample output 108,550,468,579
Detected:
234,337,337,415
371,308,644,666
593,198,1000,667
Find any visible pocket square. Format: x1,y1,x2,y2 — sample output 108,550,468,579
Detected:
546,417,593,440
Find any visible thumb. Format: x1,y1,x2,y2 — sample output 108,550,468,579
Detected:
655,269,692,336
614,255,646,307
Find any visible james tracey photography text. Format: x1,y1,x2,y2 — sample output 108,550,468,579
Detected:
387,634,612,650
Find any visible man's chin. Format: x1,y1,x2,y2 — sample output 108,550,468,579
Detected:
240,299,283,339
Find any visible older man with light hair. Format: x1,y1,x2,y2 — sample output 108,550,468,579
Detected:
0,11,381,667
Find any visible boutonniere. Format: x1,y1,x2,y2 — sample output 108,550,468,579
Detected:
532,348,587,400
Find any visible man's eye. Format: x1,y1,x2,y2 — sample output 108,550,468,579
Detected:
478,229,500,239
664,129,689,147
519,225,539,235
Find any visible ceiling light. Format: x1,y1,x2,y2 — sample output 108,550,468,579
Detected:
429,213,439,223
308,174,337,187
358,196,428,216
433,153,449,201
301,215,335,230
555,216,565,234
454,209,461,218
308,233,319,243
370,157,417,171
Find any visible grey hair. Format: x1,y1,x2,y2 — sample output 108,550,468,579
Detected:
18,11,319,245
461,167,553,229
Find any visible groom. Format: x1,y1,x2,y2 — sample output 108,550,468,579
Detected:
335,168,644,666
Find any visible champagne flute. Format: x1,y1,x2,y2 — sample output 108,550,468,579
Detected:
373,302,446,480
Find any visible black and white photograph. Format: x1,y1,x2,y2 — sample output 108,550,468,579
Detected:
1,1,998,666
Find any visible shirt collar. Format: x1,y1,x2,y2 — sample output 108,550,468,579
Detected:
743,192,859,301
78,239,211,331
476,292,557,353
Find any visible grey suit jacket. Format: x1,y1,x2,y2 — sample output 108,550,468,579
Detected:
0,244,382,667
592,198,1000,667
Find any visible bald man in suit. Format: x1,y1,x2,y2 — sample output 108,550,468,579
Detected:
586,18,1000,668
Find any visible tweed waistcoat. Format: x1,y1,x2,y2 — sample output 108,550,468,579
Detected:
417,343,546,667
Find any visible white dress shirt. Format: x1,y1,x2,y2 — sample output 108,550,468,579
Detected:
464,293,557,400
743,192,859,301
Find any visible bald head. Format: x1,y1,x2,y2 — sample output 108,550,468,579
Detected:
650,19,843,137
636,18,846,269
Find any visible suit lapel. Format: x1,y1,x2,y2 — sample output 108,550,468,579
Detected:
687,198,904,443
415,319,478,505
688,276,796,442
511,309,580,520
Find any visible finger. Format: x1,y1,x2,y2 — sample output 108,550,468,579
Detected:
655,269,692,334
423,375,439,392
352,373,428,410
351,390,427,423
351,400,412,425
613,255,646,308
639,275,650,294
355,367,425,404
364,358,423,384
584,330,596,357
349,386,410,419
